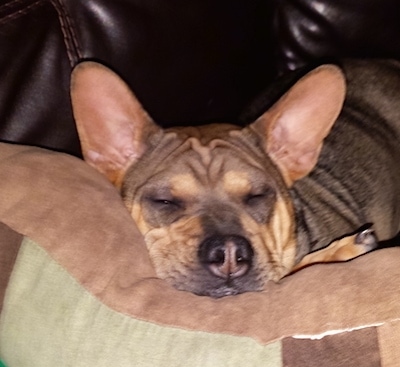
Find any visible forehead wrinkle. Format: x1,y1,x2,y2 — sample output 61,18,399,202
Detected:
185,136,260,189
188,137,212,166
182,137,219,187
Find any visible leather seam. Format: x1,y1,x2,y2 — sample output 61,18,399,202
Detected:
0,0,45,25
49,0,82,66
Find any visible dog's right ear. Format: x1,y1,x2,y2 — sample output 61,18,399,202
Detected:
71,61,160,188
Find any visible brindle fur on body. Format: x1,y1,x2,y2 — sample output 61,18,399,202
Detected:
292,60,400,258
71,59,400,297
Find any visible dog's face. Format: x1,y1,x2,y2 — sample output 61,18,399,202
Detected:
120,123,297,297
71,62,345,297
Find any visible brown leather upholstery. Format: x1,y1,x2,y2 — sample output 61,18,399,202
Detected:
1,0,400,156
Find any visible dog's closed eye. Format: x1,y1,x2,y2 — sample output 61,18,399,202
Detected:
242,187,277,223
243,188,275,207
244,192,268,206
142,195,186,226
147,197,184,211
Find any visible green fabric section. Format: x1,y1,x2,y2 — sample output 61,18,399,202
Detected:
0,238,282,367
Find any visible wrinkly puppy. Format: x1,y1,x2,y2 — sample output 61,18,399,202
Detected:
71,59,400,297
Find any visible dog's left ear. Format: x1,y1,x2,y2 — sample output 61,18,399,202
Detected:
250,65,346,185
71,61,160,188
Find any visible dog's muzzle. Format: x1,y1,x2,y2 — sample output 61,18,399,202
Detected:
198,235,254,280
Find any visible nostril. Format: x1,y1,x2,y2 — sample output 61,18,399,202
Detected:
198,235,254,279
206,244,223,261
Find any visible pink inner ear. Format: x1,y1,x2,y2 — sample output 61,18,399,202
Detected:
71,62,158,187
263,65,346,184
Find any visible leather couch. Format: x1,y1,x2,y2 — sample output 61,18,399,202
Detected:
2,0,400,157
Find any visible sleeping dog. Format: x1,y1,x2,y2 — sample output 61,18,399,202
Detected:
70,59,400,297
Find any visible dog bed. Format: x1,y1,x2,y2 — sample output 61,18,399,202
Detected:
0,142,399,367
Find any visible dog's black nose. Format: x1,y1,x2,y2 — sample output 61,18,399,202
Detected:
198,235,254,279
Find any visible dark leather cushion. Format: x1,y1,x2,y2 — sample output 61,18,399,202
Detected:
0,1,77,155
1,0,400,156
271,0,400,74
64,0,274,125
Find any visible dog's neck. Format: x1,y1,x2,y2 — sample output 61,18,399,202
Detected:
290,193,313,263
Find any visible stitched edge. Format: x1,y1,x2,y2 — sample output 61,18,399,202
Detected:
49,0,82,66
0,0,45,25
0,0,82,66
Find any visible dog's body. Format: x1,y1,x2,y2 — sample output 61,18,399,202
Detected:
71,59,400,297
290,59,400,258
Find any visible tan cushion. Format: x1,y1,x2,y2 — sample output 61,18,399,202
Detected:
0,143,399,366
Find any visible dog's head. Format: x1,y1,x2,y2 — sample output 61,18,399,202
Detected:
71,62,345,297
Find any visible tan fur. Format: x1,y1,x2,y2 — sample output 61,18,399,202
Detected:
170,174,201,198
144,216,204,285
292,229,376,272
223,171,252,197
239,197,296,282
